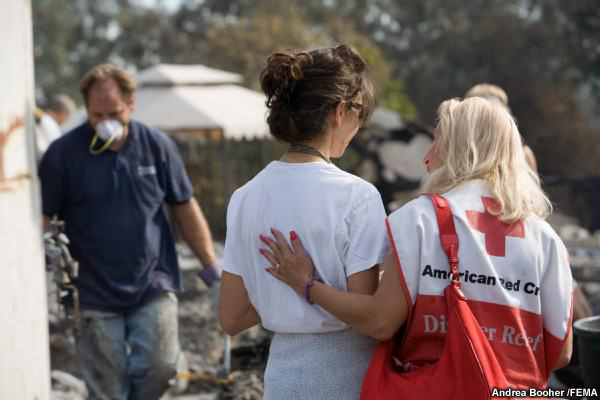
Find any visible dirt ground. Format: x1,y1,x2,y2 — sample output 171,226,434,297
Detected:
49,243,272,400
171,245,272,400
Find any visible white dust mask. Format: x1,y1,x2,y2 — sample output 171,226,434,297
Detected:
96,119,125,142
89,119,127,155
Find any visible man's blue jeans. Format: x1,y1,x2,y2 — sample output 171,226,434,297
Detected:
76,291,181,400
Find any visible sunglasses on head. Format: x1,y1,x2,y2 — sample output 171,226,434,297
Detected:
347,100,368,123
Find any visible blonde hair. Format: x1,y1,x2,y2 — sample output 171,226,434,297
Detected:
422,97,551,222
465,83,509,107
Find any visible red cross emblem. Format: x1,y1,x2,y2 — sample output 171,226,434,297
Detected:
465,197,525,257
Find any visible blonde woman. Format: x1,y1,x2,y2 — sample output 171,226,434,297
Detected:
261,97,573,390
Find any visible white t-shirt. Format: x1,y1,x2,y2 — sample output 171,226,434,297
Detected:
387,180,572,387
222,161,390,333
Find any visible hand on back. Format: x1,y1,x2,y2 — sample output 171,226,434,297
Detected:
260,229,315,294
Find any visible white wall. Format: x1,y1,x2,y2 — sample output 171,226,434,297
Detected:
0,1,51,399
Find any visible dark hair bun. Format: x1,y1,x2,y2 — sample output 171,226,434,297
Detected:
260,49,311,108
259,44,374,144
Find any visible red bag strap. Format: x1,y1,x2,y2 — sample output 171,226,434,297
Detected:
429,195,461,287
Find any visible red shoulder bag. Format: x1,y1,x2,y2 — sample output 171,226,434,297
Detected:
360,195,509,400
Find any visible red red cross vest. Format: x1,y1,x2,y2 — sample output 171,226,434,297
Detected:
386,180,573,388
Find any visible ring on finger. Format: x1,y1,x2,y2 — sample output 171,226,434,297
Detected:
274,263,280,272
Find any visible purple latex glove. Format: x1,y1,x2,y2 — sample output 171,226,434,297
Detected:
197,260,222,287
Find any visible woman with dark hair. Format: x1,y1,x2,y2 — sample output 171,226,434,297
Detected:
219,45,390,399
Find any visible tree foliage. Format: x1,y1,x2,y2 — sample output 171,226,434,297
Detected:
32,0,599,176
314,0,600,175
32,0,413,115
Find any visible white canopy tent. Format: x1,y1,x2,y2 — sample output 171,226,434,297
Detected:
136,63,243,86
134,63,270,140
134,84,269,140
132,64,272,203
63,63,270,140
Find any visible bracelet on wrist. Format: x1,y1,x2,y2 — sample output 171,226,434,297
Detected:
304,274,323,305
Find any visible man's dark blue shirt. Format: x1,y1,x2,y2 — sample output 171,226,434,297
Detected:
39,120,193,311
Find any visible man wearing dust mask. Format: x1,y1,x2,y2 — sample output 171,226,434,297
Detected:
38,64,221,400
